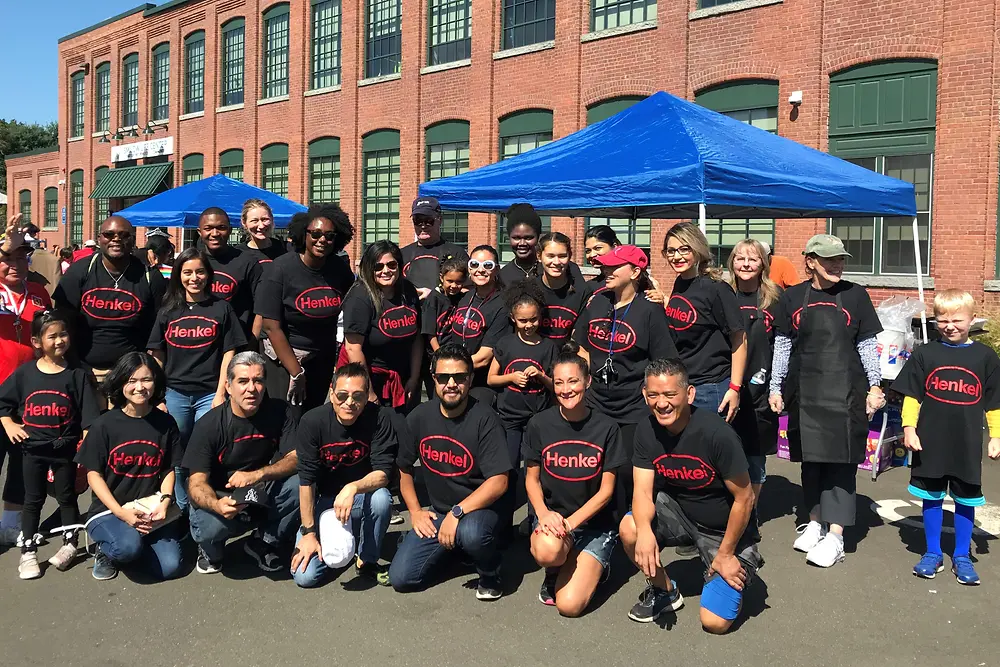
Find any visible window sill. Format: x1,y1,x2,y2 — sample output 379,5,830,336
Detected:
358,73,401,87
68,136,84,143
493,40,555,61
690,0,782,20
91,131,106,138
581,20,657,43
305,85,342,97
179,111,204,121
42,227,59,232
257,95,290,106
216,103,245,114
983,280,1000,292
150,118,169,127
844,273,934,289
421,59,472,75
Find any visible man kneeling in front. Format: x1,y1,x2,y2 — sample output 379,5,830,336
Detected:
620,358,762,633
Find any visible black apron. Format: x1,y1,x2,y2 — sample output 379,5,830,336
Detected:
786,287,868,464
737,302,778,456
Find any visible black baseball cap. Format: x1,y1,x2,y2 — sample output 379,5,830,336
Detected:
230,482,272,509
411,197,441,218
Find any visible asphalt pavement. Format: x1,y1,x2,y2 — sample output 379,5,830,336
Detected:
1,455,998,667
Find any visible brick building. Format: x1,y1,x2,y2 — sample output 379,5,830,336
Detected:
5,0,1000,303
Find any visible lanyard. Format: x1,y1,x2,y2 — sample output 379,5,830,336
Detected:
460,286,496,345
607,298,633,358
0,282,28,344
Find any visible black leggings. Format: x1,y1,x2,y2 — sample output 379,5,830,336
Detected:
22,446,79,549
0,429,25,504
615,422,637,522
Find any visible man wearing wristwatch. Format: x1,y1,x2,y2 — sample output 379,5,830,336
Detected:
388,343,511,600
291,363,397,587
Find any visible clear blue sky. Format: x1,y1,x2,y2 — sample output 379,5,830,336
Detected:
0,1,145,125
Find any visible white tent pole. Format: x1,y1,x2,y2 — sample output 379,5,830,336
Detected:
699,203,707,234
912,216,928,343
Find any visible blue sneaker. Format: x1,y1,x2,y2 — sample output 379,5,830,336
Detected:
912,553,944,579
951,556,981,586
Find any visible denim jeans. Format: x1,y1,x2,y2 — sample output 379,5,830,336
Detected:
388,507,501,592
189,474,301,563
165,387,215,512
692,378,732,413
291,487,392,588
87,513,184,580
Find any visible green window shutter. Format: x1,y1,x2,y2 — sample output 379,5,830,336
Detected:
426,120,470,145
695,80,779,114
499,110,553,138
362,129,400,152
183,154,204,171
220,149,244,168
586,97,646,125
263,2,289,20
309,137,341,158
261,143,289,161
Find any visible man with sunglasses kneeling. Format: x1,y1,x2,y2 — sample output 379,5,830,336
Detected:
291,363,397,587
388,343,511,599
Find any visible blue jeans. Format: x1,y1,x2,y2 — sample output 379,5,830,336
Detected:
189,474,301,564
87,513,184,580
165,387,215,512
291,487,392,588
389,508,501,592
693,378,731,413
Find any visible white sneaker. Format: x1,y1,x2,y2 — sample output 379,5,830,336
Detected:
806,533,845,568
793,521,826,553
18,552,41,580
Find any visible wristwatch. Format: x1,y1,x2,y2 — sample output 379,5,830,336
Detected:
450,505,465,520
299,524,317,536
159,494,173,505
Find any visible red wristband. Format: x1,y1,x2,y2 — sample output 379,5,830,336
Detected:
729,382,741,392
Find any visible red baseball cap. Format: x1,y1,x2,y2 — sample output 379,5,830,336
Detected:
594,245,649,270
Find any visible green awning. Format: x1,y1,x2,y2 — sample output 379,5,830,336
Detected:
89,163,173,199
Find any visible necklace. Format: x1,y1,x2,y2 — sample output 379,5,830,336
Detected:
103,257,125,289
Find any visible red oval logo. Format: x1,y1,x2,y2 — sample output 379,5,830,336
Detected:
212,271,238,300
402,254,438,278
541,305,578,340
451,306,485,338
925,366,983,406
503,357,546,394
652,453,716,490
22,390,73,428
219,433,270,464
81,287,142,322
665,295,698,332
165,315,219,349
257,258,273,265
436,307,456,338
791,302,851,330
378,304,419,339
586,318,637,353
419,435,474,477
294,286,343,319
108,440,164,478
541,440,603,482
319,440,370,468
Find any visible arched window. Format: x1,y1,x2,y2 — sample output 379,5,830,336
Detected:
70,71,86,137
308,137,341,204
311,0,342,89
183,154,205,184
43,187,59,231
94,62,111,132
184,31,206,114
497,110,553,260
261,143,289,196
262,4,290,98
220,149,244,181
361,130,400,245
221,19,245,106
425,121,470,245
151,43,171,121
18,190,31,226
69,170,85,246
121,53,139,126
93,166,110,227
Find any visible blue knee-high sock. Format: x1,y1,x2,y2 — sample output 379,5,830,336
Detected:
922,499,944,556
953,503,975,559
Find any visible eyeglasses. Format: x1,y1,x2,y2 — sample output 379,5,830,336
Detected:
307,230,338,242
663,245,693,257
101,231,134,241
333,390,367,405
468,259,497,272
433,372,471,385
375,260,399,272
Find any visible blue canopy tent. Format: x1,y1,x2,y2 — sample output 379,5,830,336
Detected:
116,174,306,228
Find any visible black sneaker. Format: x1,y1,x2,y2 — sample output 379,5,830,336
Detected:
476,574,503,601
356,561,391,586
628,581,684,623
92,545,118,581
244,536,282,572
674,544,699,558
196,546,221,574
538,571,557,606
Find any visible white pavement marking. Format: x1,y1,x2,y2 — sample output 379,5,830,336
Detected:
871,498,1000,537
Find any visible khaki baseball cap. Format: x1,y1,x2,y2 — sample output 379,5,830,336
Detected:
803,234,852,258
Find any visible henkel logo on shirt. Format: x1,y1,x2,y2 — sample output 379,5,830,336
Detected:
402,255,437,278
542,440,603,482
665,296,698,332
503,358,546,394
791,303,851,330
652,453,716,490
81,287,142,321
739,305,775,334
378,304,419,339
451,307,485,338
587,318,637,353
436,308,455,338
294,286,343,319
763,309,774,334
419,435,474,477
212,271,238,300
541,305,578,340
22,390,73,428
925,366,983,406
219,433,271,464
319,440,370,468
109,440,164,478
165,315,218,349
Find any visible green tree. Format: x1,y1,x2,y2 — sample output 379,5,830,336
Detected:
0,119,58,193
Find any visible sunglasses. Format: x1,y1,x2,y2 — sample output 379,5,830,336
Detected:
375,260,399,272
307,230,338,242
433,372,471,385
468,259,497,272
664,245,693,257
101,231,134,241
333,390,368,405
413,218,437,228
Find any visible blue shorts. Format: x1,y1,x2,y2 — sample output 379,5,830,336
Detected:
746,455,767,486
533,519,618,570
701,573,744,621
909,476,985,507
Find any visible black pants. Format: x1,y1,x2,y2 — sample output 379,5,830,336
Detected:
615,422,637,521
22,446,79,549
0,429,24,504
264,351,337,421
801,462,857,527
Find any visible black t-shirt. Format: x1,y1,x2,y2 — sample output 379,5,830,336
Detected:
421,288,461,343
76,408,181,516
54,255,167,368
523,406,625,530
441,288,510,386
891,341,1000,485
206,246,262,330
493,334,558,428
238,240,287,267
666,276,744,385
400,398,512,513
574,292,678,424
297,403,397,497
0,363,101,450
342,281,421,381
182,398,297,490
401,240,468,290
146,297,247,394
773,280,882,342
535,276,597,342
500,260,586,287
633,407,748,535
254,252,356,352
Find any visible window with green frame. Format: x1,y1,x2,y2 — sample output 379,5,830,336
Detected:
151,43,170,121
183,154,204,184
121,54,139,127
94,63,111,133
93,167,110,227
426,121,469,245
43,188,59,230
428,0,471,66
498,110,552,261
309,137,341,204
18,190,31,226
365,0,402,78
261,144,289,196
184,32,205,114
263,4,290,98
221,19,245,106
362,130,400,246
591,0,655,32
220,149,244,181
828,60,936,275
69,171,84,246
585,98,650,250
698,0,739,7
70,72,85,137
502,0,555,50
311,0,341,89
696,80,779,266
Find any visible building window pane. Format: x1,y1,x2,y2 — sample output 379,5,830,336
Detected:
426,140,469,245
497,132,551,261
151,47,170,121
502,0,555,50
428,0,471,66
591,0,655,32
312,0,342,89
70,178,84,246
263,9,290,98
221,24,245,106
221,165,244,181
71,74,85,137
363,148,400,245
366,0,402,78
185,35,205,114
881,154,932,274
262,160,289,196
95,66,111,133
44,189,59,231
309,155,341,204
184,168,204,184
18,192,31,227
122,57,139,127
698,0,738,7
